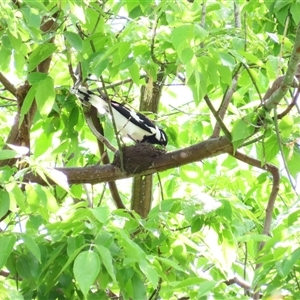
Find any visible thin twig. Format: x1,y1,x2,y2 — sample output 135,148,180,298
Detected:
277,88,300,119
240,134,264,148
278,15,290,76
0,95,16,101
213,67,240,137
157,172,164,202
83,184,93,207
224,275,250,290
234,151,279,298
0,104,17,107
273,107,297,193
203,95,232,139
85,115,117,152
242,63,263,103
150,15,164,65
244,243,248,289
200,0,206,48
234,151,280,239
234,1,241,28
99,76,124,170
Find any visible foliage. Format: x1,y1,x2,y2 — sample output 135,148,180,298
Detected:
0,0,300,299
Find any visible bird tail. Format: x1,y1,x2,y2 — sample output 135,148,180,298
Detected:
75,86,108,113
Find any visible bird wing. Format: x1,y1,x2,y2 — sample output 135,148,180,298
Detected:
111,102,157,135
76,86,157,136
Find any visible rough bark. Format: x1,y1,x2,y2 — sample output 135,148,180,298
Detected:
131,71,166,217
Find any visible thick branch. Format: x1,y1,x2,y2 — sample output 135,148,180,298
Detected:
0,72,17,96
131,69,166,217
86,101,125,209
24,136,233,185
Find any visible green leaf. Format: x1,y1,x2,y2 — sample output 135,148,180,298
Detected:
33,132,52,158
206,57,219,87
171,25,193,52
67,236,85,257
0,46,11,71
279,115,294,138
266,56,279,80
95,245,116,282
231,117,255,151
217,65,232,85
235,234,270,242
274,0,292,11
281,248,300,277
174,276,204,288
40,244,65,275
23,234,41,263
44,188,59,213
238,50,263,67
28,43,57,72
27,72,48,84
64,31,83,51
73,250,101,296
21,6,41,28
263,135,280,162
191,217,204,233
0,235,16,269
131,273,146,300
8,31,22,51
283,144,300,178
156,256,184,272
291,3,300,24
38,167,70,193
128,62,140,85
0,150,19,160
139,260,158,287
198,280,217,297
179,48,194,64
20,84,37,125
0,190,10,219
35,76,55,117
91,207,110,224
171,24,207,54
274,3,290,25
118,41,131,59
8,183,26,212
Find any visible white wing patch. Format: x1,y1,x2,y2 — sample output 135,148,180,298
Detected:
75,86,165,144
112,109,156,141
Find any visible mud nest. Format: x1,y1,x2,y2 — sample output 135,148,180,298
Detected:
112,143,166,174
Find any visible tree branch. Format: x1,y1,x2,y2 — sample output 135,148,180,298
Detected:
0,72,17,96
85,114,117,153
23,136,233,185
264,21,300,111
85,97,125,209
233,150,280,299
203,95,232,139
212,70,240,137
233,151,280,239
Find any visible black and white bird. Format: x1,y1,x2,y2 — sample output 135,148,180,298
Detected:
74,86,168,146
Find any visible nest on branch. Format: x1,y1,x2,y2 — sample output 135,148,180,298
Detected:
112,143,165,174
